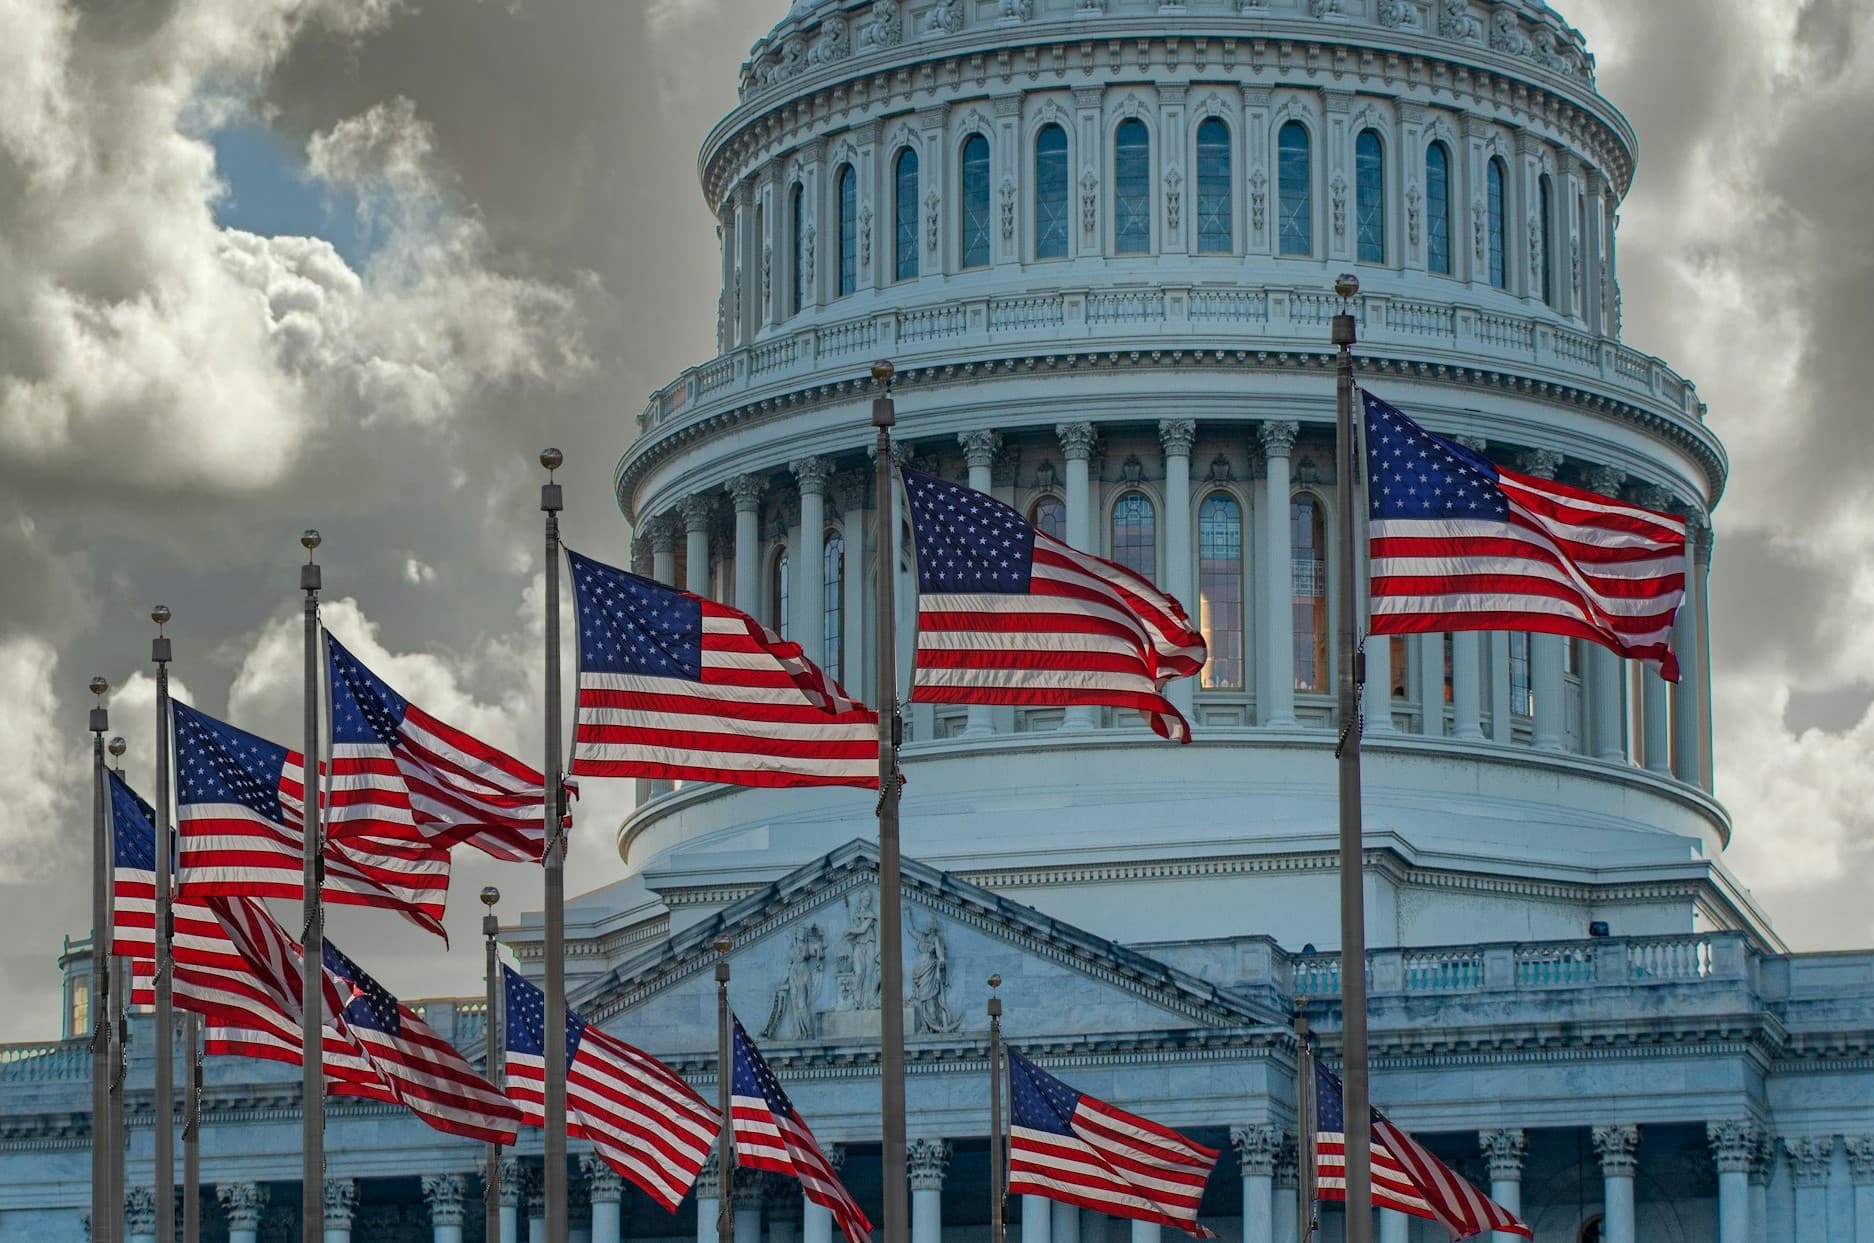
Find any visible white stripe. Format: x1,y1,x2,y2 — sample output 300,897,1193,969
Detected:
574,706,877,742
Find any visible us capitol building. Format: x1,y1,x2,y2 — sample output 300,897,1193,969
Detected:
7,1,1873,1241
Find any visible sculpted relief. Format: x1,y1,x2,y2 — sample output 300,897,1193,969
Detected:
760,889,964,1041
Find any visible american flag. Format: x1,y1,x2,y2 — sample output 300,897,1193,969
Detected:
326,632,570,864
1312,1061,1530,1240
900,468,1206,743
501,966,720,1212
170,699,452,941
1363,390,1687,680
107,772,160,1006
730,1017,872,1243
1006,1049,1218,1238
566,547,879,789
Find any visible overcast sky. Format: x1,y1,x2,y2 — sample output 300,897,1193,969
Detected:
0,0,1869,1043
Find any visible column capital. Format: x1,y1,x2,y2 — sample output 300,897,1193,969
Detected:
694,1150,724,1199
1517,449,1564,480
1230,1124,1282,1177
1453,434,1488,454
908,1137,952,1191
421,1173,468,1227
1056,421,1098,462
959,430,1003,471
522,1165,546,1217
1158,419,1198,457
1257,420,1299,458
500,1158,524,1208
323,1177,359,1230
1748,1132,1775,1187
764,1171,805,1221
680,492,719,534
824,1142,849,1174
791,455,836,495
1708,1121,1762,1175
1270,1134,1299,1191
1844,1135,1874,1185
733,1175,768,1209
1592,1124,1640,1176
125,1188,156,1234
1478,1128,1527,1180
582,1153,626,1204
728,472,768,512
646,511,680,555
832,467,872,514
215,1182,268,1230
1785,1135,1836,1187
1628,482,1671,512
1581,465,1625,497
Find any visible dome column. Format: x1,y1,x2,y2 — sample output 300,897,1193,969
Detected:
1057,422,1099,730
1518,451,1567,750
960,433,1004,737
728,475,766,615
1631,485,1673,774
681,494,717,597
649,513,679,586
1581,468,1629,761
1159,420,1197,719
1672,514,1709,788
1257,421,1299,728
834,469,870,703
791,457,835,668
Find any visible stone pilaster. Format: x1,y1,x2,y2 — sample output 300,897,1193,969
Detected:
791,456,836,666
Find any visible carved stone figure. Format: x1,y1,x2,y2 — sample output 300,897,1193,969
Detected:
1472,197,1486,260
921,0,963,36
999,0,1033,20
839,890,880,1010
1405,182,1422,247
1532,27,1583,77
763,923,826,1041
1309,0,1344,17
999,178,1016,241
1249,166,1268,234
1329,173,1347,240
802,223,816,287
1239,0,1270,9
908,913,962,1034
1489,10,1533,57
1080,167,1099,236
760,243,772,306
925,189,941,255
1528,214,1543,287
857,0,903,49
859,204,873,267
808,16,849,65
1164,166,1183,233
1377,0,1421,30
1438,0,1480,41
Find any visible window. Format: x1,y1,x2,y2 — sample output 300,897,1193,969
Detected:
823,531,844,682
69,977,89,1038
1291,494,1327,692
1111,491,1156,581
1029,496,1067,542
1487,157,1507,289
1510,632,1532,716
1391,637,1409,699
961,134,991,269
1035,124,1069,260
771,548,790,639
1538,173,1555,305
1278,122,1312,256
836,164,856,297
1196,117,1232,253
1114,119,1150,255
1199,494,1243,689
1574,191,1586,305
754,202,766,319
1355,129,1385,264
894,147,920,281
1426,142,1452,275
790,182,808,315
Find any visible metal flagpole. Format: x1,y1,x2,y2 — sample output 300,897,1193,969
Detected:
89,676,112,1243
1293,1008,1316,1243
108,734,130,1243
482,886,504,1243
986,974,1004,1243
299,531,325,1242
1329,274,1372,1243
540,448,569,1243
714,937,734,1243
151,605,175,1243
182,1010,199,1242
869,359,909,1243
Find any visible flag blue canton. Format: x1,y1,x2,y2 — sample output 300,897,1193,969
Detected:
1008,1049,1083,1136
568,548,704,680
1363,392,1509,523
1315,1060,1365,1130
108,772,157,871
902,467,1036,594
322,942,402,1036
171,701,289,822
501,965,586,1061
732,1016,797,1116
327,635,408,746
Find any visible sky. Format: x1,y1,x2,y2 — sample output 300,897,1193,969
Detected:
0,0,1870,1043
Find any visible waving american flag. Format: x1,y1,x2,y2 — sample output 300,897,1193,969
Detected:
731,1017,871,1243
107,772,161,1006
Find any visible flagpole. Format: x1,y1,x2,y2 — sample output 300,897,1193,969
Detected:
89,676,113,1243
299,532,325,1243
986,974,1004,1243
870,359,909,1243
540,448,569,1243
151,605,175,1243
1293,1008,1315,1243
182,1011,199,1243
714,936,734,1243
482,886,504,1243
1329,275,1373,1243
108,734,129,1243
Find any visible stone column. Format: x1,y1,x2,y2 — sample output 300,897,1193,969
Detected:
1058,421,1099,730
1630,485,1673,773
215,1183,267,1243
1160,420,1197,717
324,1178,358,1243
695,1153,722,1243
1671,512,1707,785
733,1171,765,1243
1258,421,1299,728
1022,1195,1053,1243
1517,451,1567,749
681,494,717,597
582,1156,624,1243
910,1138,951,1243
649,513,679,586
1708,1122,1758,1243
1845,1135,1874,1243
1581,467,1628,760
1232,1125,1279,1243
1052,1200,1080,1243
803,1143,843,1243
728,474,766,614
833,469,870,702
1593,1125,1639,1243
959,432,1004,738
1748,1133,1772,1243
1271,1138,1298,1243
126,1188,157,1243
501,1159,523,1243
570,1171,593,1243
422,1174,468,1243
1479,1129,1526,1243
1787,1136,1834,1242
791,456,835,666
1416,632,1444,736
765,1173,803,1243
1378,1210,1408,1243
1131,1221,1160,1243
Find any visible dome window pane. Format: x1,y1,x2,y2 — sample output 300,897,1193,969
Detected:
1426,142,1452,276
894,147,920,281
823,530,844,682
1356,129,1385,264
790,182,808,315
1487,157,1507,289
1278,121,1312,257
1199,493,1243,689
1291,494,1327,692
1035,124,1069,260
837,164,857,297
961,134,991,270
1113,119,1150,255
1196,118,1232,254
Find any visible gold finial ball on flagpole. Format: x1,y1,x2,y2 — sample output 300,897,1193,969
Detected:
480,886,501,908
108,737,127,759
713,936,732,956
987,973,1001,990
1334,272,1360,302
541,448,564,473
300,529,322,552
89,676,109,698
870,359,895,384
150,605,171,629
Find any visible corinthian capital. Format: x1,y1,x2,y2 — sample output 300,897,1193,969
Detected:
215,1183,268,1230
1581,465,1625,498
645,511,680,554
679,492,719,533
1517,449,1564,480
1785,1136,1836,1188
421,1174,467,1227
908,1137,952,1191
582,1153,625,1204
1592,1124,1640,1177
727,473,767,512
791,455,836,495
1159,419,1198,457
323,1178,358,1229
1478,1129,1526,1180
959,430,1003,471
1231,1125,1281,1177
1257,420,1300,458
1708,1121,1761,1176
1056,421,1098,462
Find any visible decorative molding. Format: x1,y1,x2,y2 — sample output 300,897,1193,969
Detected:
1785,1135,1836,1187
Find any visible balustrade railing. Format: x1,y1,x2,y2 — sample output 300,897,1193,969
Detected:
1515,943,1596,987
0,1039,87,1082
1403,949,1484,991
1284,933,1741,1001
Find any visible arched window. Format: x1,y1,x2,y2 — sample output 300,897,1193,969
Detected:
771,548,790,639
823,531,844,681
1111,491,1156,581
1198,494,1243,689
790,182,808,315
1029,496,1067,542
1114,119,1151,255
1291,495,1327,692
1509,632,1532,717
69,976,88,1039
836,164,857,297
1278,121,1312,256
894,147,920,281
1487,157,1507,289
1574,191,1587,306
1355,129,1385,264
1538,173,1555,305
960,134,991,270
1195,117,1232,253
1035,124,1069,260
1426,142,1452,276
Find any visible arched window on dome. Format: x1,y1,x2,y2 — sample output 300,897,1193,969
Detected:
1426,141,1452,276
1029,496,1067,543
1114,119,1151,255
960,134,991,270
1035,124,1069,260
1355,129,1385,264
1291,494,1327,693
1198,493,1243,689
1509,632,1533,717
823,530,844,682
1538,172,1556,306
769,546,791,639
1278,121,1312,257
1196,117,1232,254
1487,156,1508,289
894,147,920,281
789,181,808,315
836,164,856,297
1111,491,1156,581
